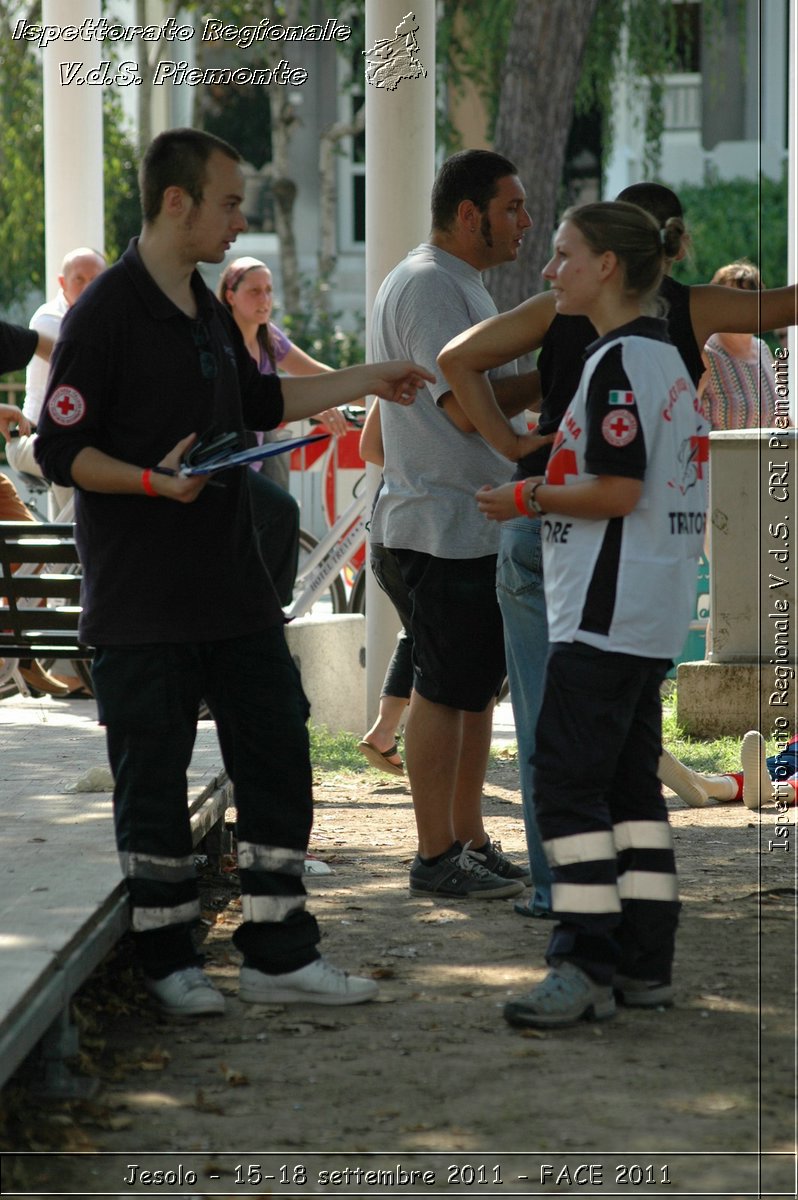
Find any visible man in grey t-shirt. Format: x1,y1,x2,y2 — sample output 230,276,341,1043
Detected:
369,149,549,900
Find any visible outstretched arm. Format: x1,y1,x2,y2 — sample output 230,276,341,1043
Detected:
34,332,55,362
690,283,798,348
280,360,434,422
280,345,351,436
0,403,32,441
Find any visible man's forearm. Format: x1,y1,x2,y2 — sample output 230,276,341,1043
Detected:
280,361,432,422
281,367,368,421
70,442,207,503
494,372,541,416
70,446,150,493
438,362,540,455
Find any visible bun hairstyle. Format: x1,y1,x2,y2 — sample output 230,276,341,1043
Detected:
218,256,277,370
561,200,686,307
616,181,691,262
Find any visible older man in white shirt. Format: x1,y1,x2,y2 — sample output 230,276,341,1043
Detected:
6,247,106,518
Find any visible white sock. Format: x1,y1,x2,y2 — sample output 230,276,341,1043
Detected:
701,774,740,801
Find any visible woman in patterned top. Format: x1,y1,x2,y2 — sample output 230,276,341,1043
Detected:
699,260,779,429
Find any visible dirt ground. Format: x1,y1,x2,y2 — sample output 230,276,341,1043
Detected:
1,751,795,1200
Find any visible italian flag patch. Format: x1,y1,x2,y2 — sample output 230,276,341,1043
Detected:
608,390,636,406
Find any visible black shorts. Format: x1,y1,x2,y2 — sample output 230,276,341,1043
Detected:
391,549,505,712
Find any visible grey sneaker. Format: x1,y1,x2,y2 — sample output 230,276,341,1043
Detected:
239,957,378,1006
614,974,674,1008
409,842,525,899
504,961,616,1029
471,838,531,884
144,966,226,1017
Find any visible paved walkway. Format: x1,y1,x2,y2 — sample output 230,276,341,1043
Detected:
0,688,519,1090
0,692,226,1090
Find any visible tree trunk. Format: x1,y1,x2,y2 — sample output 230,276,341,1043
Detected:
263,0,303,312
268,92,301,313
485,0,598,328
318,105,366,294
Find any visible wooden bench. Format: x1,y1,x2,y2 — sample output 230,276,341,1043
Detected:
0,520,93,695
0,522,230,1091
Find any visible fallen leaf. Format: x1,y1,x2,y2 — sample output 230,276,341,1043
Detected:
194,1089,224,1114
219,1062,250,1086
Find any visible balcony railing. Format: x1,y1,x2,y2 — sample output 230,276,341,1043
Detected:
663,72,702,132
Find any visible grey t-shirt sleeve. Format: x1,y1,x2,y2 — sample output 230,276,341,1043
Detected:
393,270,476,406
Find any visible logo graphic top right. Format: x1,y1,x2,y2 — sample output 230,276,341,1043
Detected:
364,11,427,91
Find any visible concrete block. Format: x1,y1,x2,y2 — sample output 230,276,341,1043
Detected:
285,614,365,736
676,659,798,739
708,429,796,663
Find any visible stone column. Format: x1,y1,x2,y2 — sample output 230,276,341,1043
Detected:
363,1,436,720
677,428,798,738
42,0,105,285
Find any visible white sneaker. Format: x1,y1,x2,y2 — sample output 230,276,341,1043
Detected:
303,854,334,875
239,957,378,1006
740,730,773,810
144,966,226,1016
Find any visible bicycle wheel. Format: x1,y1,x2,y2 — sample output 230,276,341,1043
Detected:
290,528,348,617
348,564,367,614
39,656,95,696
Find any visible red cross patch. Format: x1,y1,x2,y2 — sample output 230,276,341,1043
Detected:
47,386,86,427
602,410,638,447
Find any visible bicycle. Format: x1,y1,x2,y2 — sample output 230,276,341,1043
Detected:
286,405,370,619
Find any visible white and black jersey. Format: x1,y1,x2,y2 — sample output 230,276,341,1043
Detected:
542,317,708,659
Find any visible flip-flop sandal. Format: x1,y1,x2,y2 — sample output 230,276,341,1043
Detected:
357,739,405,777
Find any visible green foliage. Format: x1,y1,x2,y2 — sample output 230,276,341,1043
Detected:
0,25,45,309
575,0,732,175
436,0,516,152
102,93,141,262
662,693,777,772
0,9,140,309
308,724,368,772
672,172,788,289
437,0,738,173
280,274,365,369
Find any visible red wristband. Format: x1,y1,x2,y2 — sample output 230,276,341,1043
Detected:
141,468,158,497
514,480,527,516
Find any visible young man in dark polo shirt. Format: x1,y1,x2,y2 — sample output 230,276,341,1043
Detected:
35,128,432,1017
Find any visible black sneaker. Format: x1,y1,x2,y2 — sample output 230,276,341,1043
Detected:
471,838,531,885
409,842,525,899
